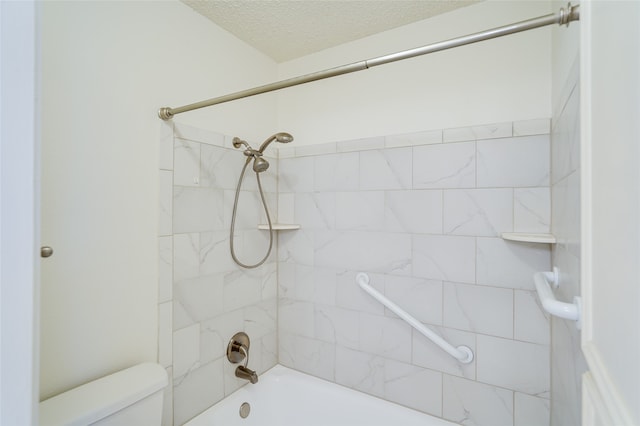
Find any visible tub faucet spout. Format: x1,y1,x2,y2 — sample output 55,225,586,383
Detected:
235,365,258,384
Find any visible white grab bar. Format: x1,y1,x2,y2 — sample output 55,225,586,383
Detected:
534,268,582,329
355,272,474,364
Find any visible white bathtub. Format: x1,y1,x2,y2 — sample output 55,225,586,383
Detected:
185,365,458,426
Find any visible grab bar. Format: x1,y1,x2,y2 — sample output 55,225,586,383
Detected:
355,272,474,364
534,268,582,329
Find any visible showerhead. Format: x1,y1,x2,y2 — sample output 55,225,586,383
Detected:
258,132,294,153
252,156,270,173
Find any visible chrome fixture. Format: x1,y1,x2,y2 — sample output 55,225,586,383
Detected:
230,132,294,269
158,3,579,120
227,332,259,384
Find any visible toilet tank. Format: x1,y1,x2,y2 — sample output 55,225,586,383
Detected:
39,363,168,426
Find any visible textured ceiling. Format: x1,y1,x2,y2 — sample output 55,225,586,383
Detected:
181,0,478,62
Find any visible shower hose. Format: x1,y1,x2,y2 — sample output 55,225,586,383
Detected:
229,156,274,269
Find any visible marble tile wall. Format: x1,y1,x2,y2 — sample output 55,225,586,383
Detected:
550,59,588,426
277,119,553,426
158,122,279,425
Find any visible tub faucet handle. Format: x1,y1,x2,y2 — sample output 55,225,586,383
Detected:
227,332,250,364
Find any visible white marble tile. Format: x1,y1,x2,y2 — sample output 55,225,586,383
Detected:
385,129,442,148
237,229,274,266
335,191,383,231
260,262,278,300
476,237,550,290
278,193,295,223
384,359,443,416
444,188,513,237
514,290,550,345
551,83,580,184
335,270,385,315
161,367,173,426
224,189,265,231
159,121,174,171
443,375,514,426
173,233,200,282
413,141,476,189
384,275,443,325
477,135,550,188
276,145,296,159
200,310,244,367
551,171,580,259
550,314,587,426
158,170,173,236
443,282,513,339
279,156,314,192
514,118,550,137
278,228,314,266
158,236,173,303
200,144,244,190
442,126,476,143
173,299,192,331
278,299,315,338
296,192,335,229
295,142,336,157
444,122,512,143
515,393,550,426
315,231,412,275
359,312,412,362
259,331,278,374
413,235,476,283
314,304,359,349
174,274,224,324
244,299,277,340
173,186,224,233
313,152,360,192
412,326,476,379
384,189,443,234
173,358,224,426
158,302,172,368
311,267,338,305
359,148,412,190
514,187,550,233
199,231,235,277
278,333,335,382
223,269,262,312
279,262,312,301
477,335,549,396
174,123,225,146
174,138,201,187
471,122,513,140
335,346,385,398
336,136,385,153
173,323,200,379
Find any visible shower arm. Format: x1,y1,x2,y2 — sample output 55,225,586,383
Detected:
158,3,579,120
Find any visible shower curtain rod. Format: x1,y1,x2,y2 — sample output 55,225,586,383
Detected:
158,3,579,120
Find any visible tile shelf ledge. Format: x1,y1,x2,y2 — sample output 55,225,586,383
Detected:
501,232,556,244
257,224,301,231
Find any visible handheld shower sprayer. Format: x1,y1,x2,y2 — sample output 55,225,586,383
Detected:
230,132,295,268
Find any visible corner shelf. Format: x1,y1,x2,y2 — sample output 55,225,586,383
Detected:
501,232,556,244
257,224,301,231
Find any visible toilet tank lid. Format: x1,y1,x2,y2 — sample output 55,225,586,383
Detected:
39,362,168,426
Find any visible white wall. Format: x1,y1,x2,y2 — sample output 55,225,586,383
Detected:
581,1,640,423
1,1,40,423
277,1,552,146
39,0,277,400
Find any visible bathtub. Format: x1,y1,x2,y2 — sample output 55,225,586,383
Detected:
185,365,458,426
